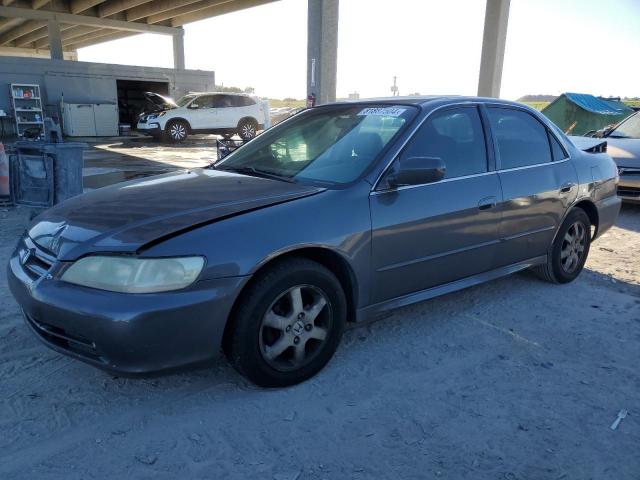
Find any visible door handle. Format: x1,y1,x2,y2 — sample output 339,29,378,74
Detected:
478,196,497,210
559,182,576,193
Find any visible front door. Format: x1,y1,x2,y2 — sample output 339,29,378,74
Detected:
485,106,578,267
370,105,502,304
188,95,218,130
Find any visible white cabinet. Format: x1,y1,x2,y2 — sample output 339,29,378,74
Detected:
63,103,118,137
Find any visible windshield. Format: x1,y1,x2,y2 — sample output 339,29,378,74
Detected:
609,112,640,139
215,104,417,185
176,94,197,108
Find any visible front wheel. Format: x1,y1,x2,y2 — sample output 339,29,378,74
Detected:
533,208,591,284
226,258,346,387
165,120,188,143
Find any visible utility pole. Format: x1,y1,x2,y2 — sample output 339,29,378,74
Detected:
391,76,399,97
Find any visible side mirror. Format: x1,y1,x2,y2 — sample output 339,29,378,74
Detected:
387,156,446,188
189,103,200,109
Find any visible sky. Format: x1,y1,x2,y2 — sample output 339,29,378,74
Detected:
78,0,640,100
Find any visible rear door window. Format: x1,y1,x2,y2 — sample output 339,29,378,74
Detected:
232,96,255,107
401,106,488,179
487,108,553,169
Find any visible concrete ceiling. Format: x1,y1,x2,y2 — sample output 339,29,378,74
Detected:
0,0,278,52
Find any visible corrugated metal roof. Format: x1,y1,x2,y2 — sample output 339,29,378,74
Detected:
564,92,633,116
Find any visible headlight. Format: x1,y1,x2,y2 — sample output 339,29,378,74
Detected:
61,256,205,293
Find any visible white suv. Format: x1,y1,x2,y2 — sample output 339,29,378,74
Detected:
137,92,269,142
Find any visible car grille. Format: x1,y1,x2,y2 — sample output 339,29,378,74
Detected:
18,240,55,281
618,186,640,198
618,167,640,176
24,312,103,362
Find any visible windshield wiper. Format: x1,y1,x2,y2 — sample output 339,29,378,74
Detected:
607,134,630,138
216,166,295,183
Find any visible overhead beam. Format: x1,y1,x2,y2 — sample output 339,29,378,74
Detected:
477,0,511,98
62,27,116,46
34,24,97,47
32,0,50,9
171,0,277,26
98,0,152,18
0,5,181,34
126,0,203,22
0,19,46,45
66,29,136,49
147,0,229,24
70,0,105,14
0,45,77,59
0,16,23,34
14,25,48,46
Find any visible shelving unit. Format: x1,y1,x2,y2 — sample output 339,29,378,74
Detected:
10,84,44,139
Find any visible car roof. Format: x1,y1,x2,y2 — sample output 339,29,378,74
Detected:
324,96,525,108
189,92,253,97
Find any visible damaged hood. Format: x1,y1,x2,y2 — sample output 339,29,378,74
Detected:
28,169,324,261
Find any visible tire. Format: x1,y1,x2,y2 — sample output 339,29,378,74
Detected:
226,258,347,387
533,208,591,284
164,119,189,143
237,118,258,140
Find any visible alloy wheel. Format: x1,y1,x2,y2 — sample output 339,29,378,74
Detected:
240,123,256,139
560,221,586,274
170,122,187,141
259,285,332,372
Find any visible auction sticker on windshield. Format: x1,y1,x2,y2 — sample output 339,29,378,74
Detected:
358,107,407,117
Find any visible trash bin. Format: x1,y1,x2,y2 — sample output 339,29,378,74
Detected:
9,141,85,207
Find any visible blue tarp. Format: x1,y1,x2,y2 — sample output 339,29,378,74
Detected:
564,92,633,116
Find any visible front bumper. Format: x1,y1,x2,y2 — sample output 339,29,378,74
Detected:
7,240,246,374
617,173,640,204
136,120,162,136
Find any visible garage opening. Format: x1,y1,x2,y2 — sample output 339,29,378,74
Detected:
116,80,170,127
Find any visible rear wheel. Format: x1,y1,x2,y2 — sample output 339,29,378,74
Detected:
533,208,591,284
165,119,188,143
226,258,346,387
238,118,258,140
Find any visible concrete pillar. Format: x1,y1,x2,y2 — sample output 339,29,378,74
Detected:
47,20,64,61
307,0,339,105
477,0,510,98
173,27,185,70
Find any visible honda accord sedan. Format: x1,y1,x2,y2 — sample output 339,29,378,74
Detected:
8,97,621,387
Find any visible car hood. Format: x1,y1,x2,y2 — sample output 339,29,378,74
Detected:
143,91,177,110
605,138,640,168
28,169,325,261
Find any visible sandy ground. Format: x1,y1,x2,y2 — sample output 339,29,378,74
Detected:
0,202,639,480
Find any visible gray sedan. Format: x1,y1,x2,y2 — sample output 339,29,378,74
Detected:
602,111,640,204
8,97,621,387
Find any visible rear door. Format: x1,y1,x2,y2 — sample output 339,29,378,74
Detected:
486,106,578,266
369,105,503,303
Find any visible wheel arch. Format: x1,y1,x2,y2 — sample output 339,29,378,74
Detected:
237,116,258,129
221,246,359,352
165,117,192,133
572,198,600,239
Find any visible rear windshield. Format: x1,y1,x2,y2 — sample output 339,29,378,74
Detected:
216,104,417,185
